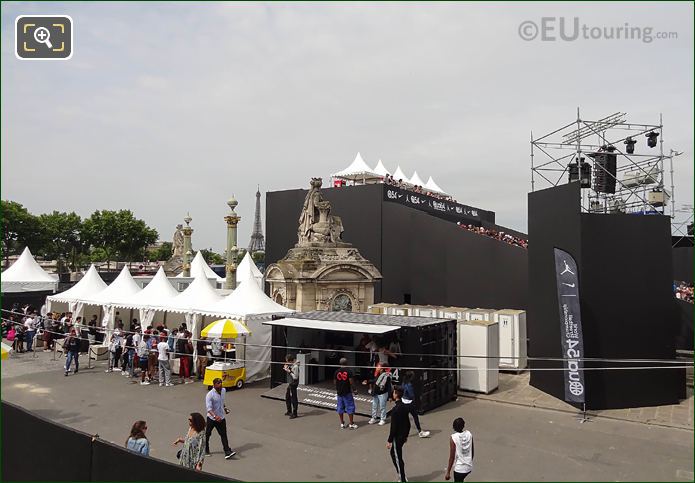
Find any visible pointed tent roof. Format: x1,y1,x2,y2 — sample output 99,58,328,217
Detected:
205,277,293,319
332,152,380,180
425,176,447,194
83,266,142,305
152,265,223,314
176,251,224,282
116,267,179,309
1,247,58,293
237,252,263,289
409,170,426,187
392,165,408,182
373,159,391,177
48,265,107,303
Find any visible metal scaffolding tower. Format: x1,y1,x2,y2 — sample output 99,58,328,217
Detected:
531,109,681,218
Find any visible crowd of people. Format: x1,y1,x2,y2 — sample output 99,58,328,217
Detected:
3,308,476,482
457,222,528,249
383,174,458,203
675,281,694,303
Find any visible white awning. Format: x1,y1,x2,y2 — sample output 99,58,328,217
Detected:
262,317,399,334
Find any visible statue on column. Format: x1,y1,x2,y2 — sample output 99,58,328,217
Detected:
172,224,185,258
296,178,345,246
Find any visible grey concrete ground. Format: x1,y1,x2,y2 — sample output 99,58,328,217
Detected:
2,351,693,482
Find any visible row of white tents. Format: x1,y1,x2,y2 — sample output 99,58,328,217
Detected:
332,152,448,194
2,248,290,382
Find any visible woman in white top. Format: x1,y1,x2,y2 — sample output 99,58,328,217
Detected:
445,417,474,482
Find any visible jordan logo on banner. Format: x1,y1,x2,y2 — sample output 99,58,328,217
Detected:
553,248,586,404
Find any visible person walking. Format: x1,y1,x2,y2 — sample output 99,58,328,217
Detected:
178,331,194,384
196,336,208,381
204,378,236,459
106,327,123,373
138,333,151,385
401,371,430,438
173,412,207,471
23,312,36,352
125,420,150,456
445,418,474,482
123,330,136,378
335,358,358,429
387,386,410,483
283,354,300,419
157,335,173,387
64,328,80,376
367,363,392,425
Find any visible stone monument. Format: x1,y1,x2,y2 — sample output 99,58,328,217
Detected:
266,178,382,312
163,224,185,275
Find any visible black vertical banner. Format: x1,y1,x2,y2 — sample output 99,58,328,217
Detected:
553,248,586,404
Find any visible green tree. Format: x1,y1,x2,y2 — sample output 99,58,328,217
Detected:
1,200,43,267
199,248,225,265
149,241,172,261
37,211,84,272
83,210,158,270
117,214,158,265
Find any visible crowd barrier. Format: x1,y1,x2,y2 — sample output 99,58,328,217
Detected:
1,401,237,482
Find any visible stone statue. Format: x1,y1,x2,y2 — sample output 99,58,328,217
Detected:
172,224,184,258
297,178,345,246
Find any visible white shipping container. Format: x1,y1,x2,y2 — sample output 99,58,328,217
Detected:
458,319,499,393
493,309,528,370
465,308,497,321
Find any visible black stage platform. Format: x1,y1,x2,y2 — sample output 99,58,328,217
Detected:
260,382,389,418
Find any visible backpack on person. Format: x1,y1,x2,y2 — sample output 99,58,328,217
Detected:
376,371,391,391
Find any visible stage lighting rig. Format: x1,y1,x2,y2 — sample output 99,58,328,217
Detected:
624,137,636,154
646,131,659,148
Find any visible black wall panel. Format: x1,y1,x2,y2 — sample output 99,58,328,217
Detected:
2,402,92,481
528,183,582,401
266,184,528,309
673,245,694,283
528,183,684,409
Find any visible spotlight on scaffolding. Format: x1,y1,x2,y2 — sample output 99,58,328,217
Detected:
646,131,659,148
624,137,637,154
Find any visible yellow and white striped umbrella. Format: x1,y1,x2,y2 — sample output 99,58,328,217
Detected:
201,318,251,339
1,342,13,360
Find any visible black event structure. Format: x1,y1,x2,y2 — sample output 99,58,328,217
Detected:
267,311,457,414
527,182,685,410
266,183,528,310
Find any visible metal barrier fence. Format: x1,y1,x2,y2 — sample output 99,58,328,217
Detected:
1,401,237,482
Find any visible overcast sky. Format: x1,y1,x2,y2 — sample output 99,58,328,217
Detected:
2,2,693,253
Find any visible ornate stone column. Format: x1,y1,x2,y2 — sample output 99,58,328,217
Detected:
224,196,241,289
182,213,193,277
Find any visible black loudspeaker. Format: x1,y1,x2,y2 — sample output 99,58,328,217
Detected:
568,162,579,183
580,161,592,188
591,152,617,194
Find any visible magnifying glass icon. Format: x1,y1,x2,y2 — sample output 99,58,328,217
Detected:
33,27,53,49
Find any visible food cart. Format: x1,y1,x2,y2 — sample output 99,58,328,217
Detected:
200,318,250,389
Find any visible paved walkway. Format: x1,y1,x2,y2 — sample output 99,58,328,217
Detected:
460,371,693,430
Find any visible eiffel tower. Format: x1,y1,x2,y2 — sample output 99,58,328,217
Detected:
248,186,265,253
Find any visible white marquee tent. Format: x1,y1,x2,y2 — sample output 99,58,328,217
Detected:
392,165,408,182
425,176,447,194
47,265,107,316
204,262,293,382
81,266,142,330
332,152,381,183
114,267,180,329
1,247,59,293
236,252,263,289
409,170,426,187
372,159,391,177
176,251,225,285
